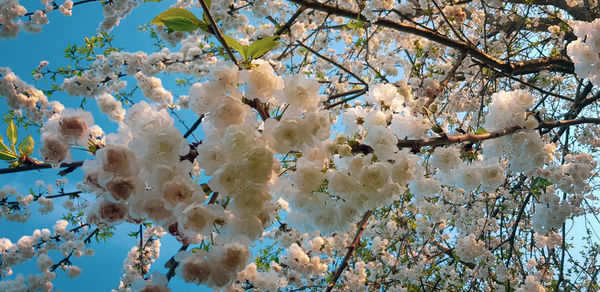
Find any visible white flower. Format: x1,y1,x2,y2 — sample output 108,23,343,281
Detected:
210,97,250,129
96,93,125,122
179,204,228,237
97,199,128,224
359,162,390,190
455,234,485,263
195,142,228,176
283,74,320,110
40,134,71,167
290,159,326,192
408,177,441,197
135,72,173,104
67,265,82,278
367,83,402,108
36,254,53,271
390,112,429,139
178,253,211,285
189,81,220,115
455,164,482,193
364,125,397,161
243,60,284,103
264,118,307,153
211,62,240,92
137,127,189,166
430,147,461,173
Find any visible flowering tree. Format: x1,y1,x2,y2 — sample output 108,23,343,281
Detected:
2,0,600,290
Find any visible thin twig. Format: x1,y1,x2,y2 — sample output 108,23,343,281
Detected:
198,0,239,66
183,114,204,139
1,190,82,207
50,228,99,272
274,6,307,36
296,41,368,87
424,52,467,107
0,160,85,175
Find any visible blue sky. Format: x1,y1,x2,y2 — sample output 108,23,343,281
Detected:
0,1,213,291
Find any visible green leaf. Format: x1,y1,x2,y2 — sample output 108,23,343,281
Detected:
222,35,247,60
18,134,34,156
150,8,202,32
143,0,162,2
346,20,365,30
431,124,443,134
474,128,488,134
200,0,212,23
247,36,280,60
161,17,200,31
88,143,98,155
0,151,18,161
531,177,552,189
0,136,10,153
197,21,209,32
7,120,17,146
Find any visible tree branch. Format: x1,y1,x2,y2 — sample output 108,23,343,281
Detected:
350,117,600,154
424,51,467,107
296,41,368,87
0,190,82,207
198,0,239,66
289,0,574,75
325,210,372,292
183,114,204,139
0,160,85,175
165,244,190,282
274,6,307,36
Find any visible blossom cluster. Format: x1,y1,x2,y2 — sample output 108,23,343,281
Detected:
2,1,600,290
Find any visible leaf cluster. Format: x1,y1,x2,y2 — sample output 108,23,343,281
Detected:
0,118,36,167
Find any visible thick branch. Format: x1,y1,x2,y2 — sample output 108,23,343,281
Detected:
400,118,600,148
503,0,597,21
165,244,190,282
350,117,600,154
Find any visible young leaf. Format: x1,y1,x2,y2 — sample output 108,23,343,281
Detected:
161,17,200,32
150,8,202,32
474,128,488,135
247,36,280,60
0,136,10,153
7,119,17,146
197,21,209,32
200,0,213,24
222,35,247,60
0,151,18,161
18,134,34,156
